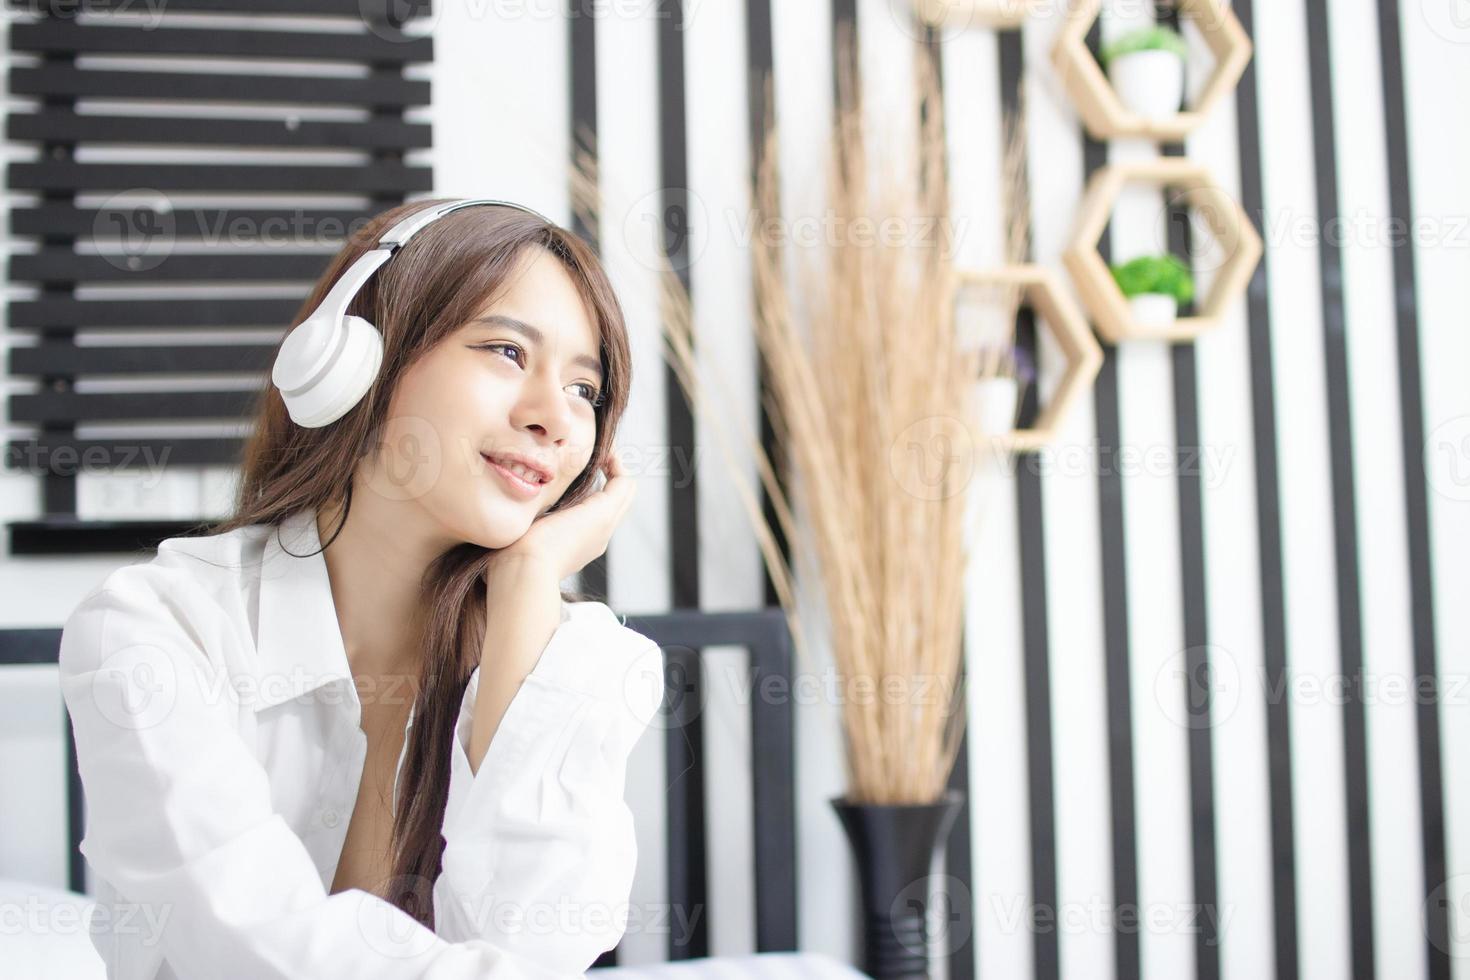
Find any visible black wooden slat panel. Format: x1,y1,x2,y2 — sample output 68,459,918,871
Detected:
5,0,427,556
1229,4,1300,972
8,519,221,556
661,645,708,960
1303,2,1376,971
10,22,433,62
652,0,703,951
620,609,799,953
9,344,275,375
7,113,431,150
10,67,429,108
64,721,85,893
1374,0,1452,973
1081,18,1141,980
8,0,433,16
8,162,430,193
564,0,607,616
0,628,63,664
11,251,331,282
748,629,799,950
10,390,258,422
1154,4,1223,971
9,298,300,329
14,205,375,240
6,437,242,470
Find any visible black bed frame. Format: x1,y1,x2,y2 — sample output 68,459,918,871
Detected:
0,607,799,967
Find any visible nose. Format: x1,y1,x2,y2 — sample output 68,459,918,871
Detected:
510,368,574,446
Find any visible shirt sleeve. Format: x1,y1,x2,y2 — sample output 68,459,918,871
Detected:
57,570,603,980
433,601,665,974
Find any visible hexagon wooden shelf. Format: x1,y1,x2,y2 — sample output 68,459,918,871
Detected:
1063,157,1263,343
956,264,1103,452
913,0,1037,30
1051,0,1252,141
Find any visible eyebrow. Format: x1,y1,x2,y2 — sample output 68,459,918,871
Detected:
472,314,604,382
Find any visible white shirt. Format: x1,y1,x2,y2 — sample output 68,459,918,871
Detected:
57,506,666,980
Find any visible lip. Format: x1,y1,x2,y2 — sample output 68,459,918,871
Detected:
482,453,548,501
483,450,554,483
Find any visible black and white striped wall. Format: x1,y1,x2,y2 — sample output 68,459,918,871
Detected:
478,1,1466,977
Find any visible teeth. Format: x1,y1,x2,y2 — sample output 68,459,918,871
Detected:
493,457,545,485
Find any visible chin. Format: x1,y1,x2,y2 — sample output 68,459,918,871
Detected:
477,506,538,550
422,496,525,551
452,527,525,552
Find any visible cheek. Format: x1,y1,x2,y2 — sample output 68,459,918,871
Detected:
376,365,482,485
432,360,506,414
403,361,513,440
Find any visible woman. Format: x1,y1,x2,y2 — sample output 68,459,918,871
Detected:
57,199,666,979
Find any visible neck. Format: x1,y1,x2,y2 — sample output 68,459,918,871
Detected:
315,491,451,681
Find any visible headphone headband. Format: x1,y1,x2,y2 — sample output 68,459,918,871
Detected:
376,197,553,247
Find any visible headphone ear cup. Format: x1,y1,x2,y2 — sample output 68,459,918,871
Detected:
273,314,384,428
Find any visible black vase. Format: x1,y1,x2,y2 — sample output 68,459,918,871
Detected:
831,788,965,980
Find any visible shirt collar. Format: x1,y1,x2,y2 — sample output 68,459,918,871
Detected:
250,505,570,723
253,504,355,713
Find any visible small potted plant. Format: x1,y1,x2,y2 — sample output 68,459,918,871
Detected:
971,342,1035,436
1100,25,1188,121
1110,254,1195,330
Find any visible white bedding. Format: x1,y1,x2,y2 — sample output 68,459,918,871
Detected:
1,879,864,980
591,952,868,979
0,878,107,979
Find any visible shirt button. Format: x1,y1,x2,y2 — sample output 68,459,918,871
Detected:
322,808,341,828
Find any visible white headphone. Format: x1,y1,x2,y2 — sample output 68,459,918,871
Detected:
271,197,554,428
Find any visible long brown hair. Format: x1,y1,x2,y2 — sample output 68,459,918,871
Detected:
197,197,632,927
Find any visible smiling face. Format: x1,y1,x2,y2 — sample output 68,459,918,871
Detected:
360,245,605,551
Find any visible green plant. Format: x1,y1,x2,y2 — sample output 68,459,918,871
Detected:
1100,25,1188,66
1110,254,1195,304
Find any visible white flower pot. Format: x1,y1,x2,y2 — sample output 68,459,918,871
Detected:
973,376,1020,435
1109,49,1185,121
1129,292,1179,330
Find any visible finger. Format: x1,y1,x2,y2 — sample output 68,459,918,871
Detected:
606,475,636,529
602,462,637,513
602,453,631,491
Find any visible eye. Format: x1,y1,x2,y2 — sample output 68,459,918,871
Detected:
477,343,604,406
475,342,525,366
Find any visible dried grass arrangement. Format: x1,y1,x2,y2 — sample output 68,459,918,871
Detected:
569,46,993,806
